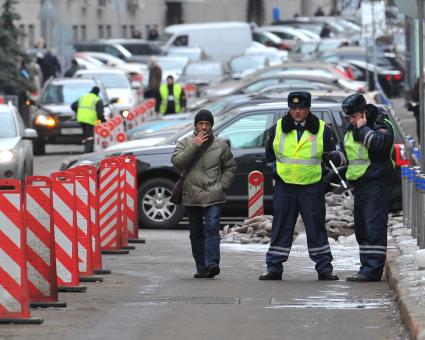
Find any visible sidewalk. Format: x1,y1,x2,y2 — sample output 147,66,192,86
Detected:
0,230,408,340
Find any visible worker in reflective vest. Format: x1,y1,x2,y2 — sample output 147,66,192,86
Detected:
336,93,394,282
159,75,186,114
260,91,342,281
71,86,106,153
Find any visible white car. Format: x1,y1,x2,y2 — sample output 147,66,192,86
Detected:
258,26,320,50
74,68,139,114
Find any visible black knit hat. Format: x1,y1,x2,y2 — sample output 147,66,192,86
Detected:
194,109,214,126
342,93,367,115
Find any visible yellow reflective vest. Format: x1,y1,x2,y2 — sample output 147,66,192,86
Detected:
77,93,99,126
159,84,182,114
272,118,325,185
344,118,394,181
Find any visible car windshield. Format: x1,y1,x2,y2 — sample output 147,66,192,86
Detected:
185,63,223,76
41,82,107,104
120,43,162,55
78,73,130,89
230,56,266,72
0,112,17,138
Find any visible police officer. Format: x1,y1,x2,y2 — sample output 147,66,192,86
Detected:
339,93,394,282
71,86,106,153
260,91,340,281
159,75,186,115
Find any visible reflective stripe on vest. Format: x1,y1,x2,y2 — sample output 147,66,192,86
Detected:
344,118,395,181
159,84,182,114
272,118,325,185
77,93,99,126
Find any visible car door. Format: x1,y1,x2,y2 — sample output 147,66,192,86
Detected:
215,110,278,207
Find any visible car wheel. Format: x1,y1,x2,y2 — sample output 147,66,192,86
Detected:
33,139,46,155
138,177,185,229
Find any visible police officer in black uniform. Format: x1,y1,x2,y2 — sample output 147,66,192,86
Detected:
337,93,394,282
259,91,341,281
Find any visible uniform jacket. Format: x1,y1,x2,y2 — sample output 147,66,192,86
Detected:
340,111,394,186
171,133,237,207
265,112,340,183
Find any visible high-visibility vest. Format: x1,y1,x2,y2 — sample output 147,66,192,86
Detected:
272,118,325,185
77,93,99,126
159,84,182,114
344,118,395,181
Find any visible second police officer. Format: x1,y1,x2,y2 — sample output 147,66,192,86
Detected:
337,93,394,282
260,91,341,281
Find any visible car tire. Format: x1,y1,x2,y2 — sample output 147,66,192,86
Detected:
33,139,46,155
138,177,185,229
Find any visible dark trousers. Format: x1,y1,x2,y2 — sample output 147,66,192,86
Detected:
353,181,391,280
266,181,333,274
186,204,222,273
81,123,94,153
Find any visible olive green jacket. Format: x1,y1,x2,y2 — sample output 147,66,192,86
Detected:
171,134,237,207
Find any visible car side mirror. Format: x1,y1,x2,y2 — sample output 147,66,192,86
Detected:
23,128,38,140
109,97,119,104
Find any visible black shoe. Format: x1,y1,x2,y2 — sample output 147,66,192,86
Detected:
205,264,220,278
318,272,339,281
259,272,282,280
346,273,380,282
194,272,208,278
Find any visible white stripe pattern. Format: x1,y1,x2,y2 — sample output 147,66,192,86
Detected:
100,205,118,227
309,244,330,252
102,230,117,247
53,192,73,227
364,130,374,148
0,283,20,311
54,224,73,256
267,250,289,257
27,262,50,295
359,250,387,255
0,248,21,284
0,210,21,248
359,245,387,250
100,217,117,238
4,193,20,211
26,194,49,221
100,181,119,204
269,245,291,252
27,228,50,264
56,259,72,283
99,169,118,193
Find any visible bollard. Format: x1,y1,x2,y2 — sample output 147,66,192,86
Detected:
420,175,425,249
414,170,421,244
248,171,264,218
401,165,408,226
0,179,43,324
406,167,415,230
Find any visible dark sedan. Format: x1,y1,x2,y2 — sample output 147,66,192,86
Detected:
64,100,412,228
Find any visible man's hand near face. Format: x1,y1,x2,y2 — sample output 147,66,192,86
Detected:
193,130,208,145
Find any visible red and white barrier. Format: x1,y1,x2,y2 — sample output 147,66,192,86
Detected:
118,159,132,250
51,172,86,292
248,171,264,219
99,159,128,254
25,177,66,308
0,179,42,324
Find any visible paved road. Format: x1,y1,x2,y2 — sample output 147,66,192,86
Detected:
1,230,408,340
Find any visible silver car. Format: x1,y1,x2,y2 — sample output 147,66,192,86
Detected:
0,103,37,180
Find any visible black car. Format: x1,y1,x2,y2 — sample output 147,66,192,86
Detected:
30,78,116,155
64,100,412,229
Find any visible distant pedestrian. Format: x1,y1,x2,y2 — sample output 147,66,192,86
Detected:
171,109,237,278
64,59,82,77
40,49,61,84
131,28,142,39
71,86,106,153
144,57,162,111
260,91,341,281
336,94,395,282
314,7,325,16
159,75,186,114
320,23,332,38
147,24,159,41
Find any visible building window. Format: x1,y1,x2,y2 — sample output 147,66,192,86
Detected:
98,25,104,39
28,25,35,48
106,25,111,38
122,25,127,38
98,0,106,6
81,25,87,41
73,25,78,41
18,24,25,47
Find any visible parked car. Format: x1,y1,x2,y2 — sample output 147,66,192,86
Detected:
0,102,37,179
256,26,319,50
74,68,139,115
165,46,208,61
30,78,115,155
64,98,411,227
74,39,164,63
156,56,189,81
229,54,269,79
252,29,289,50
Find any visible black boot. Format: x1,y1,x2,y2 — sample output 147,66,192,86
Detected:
205,264,220,278
194,272,208,279
259,272,282,280
346,273,379,282
318,272,339,281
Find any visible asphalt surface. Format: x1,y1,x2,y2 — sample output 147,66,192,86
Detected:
5,98,413,339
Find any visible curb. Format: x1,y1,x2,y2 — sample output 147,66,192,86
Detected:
386,245,425,339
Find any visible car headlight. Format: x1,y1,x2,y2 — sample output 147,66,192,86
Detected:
0,150,14,163
35,115,57,127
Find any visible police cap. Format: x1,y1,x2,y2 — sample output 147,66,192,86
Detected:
342,93,367,115
288,91,311,108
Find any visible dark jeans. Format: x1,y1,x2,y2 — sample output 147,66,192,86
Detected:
186,204,222,273
81,123,94,153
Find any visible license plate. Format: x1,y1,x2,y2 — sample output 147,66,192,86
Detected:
61,128,83,135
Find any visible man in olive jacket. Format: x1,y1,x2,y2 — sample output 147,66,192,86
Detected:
171,109,236,279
